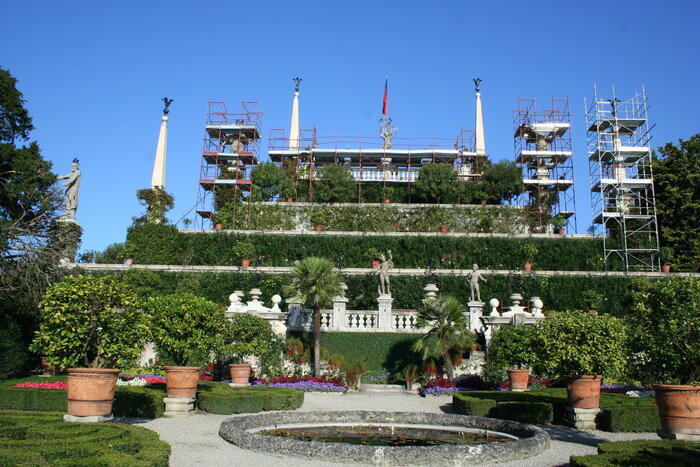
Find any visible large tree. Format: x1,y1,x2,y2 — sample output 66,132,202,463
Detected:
313,165,356,203
413,163,459,204
0,68,78,377
653,135,700,271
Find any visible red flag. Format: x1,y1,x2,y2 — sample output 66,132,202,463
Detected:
382,77,388,115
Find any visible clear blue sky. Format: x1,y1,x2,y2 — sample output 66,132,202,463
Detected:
2,0,698,253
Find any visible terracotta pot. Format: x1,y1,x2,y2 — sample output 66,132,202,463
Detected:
66,368,119,417
371,260,381,269
653,384,700,437
124,258,133,266
507,369,531,391
383,198,391,204
440,226,448,233
661,264,671,273
241,258,250,268
164,366,200,398
40,357,56,376
524,263,533,271
214,223,222,230
470,343,482,352
567,375,603,409
229,364,252,385
314,225,323,231
556,227,565,235
480,200,487,205
287,197,294,202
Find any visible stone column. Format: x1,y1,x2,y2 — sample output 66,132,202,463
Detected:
377,294,394,330
566,408,600,430
332,296,349,331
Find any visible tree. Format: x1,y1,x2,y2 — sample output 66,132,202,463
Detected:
479,161,524,204
653,135,700,272
412,295,475,379
313,165,356,203
251,162,294,201
284,257,343,376
134,187,174,225
413,163,459,204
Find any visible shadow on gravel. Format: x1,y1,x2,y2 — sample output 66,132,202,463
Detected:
113,417,154,425
439,404,456,414
539,425,607,447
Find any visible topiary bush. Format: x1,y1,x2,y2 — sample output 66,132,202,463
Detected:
570,440,700,467
482,325,534,385
222,313,283,376
195,382,303,414
495,401,553,424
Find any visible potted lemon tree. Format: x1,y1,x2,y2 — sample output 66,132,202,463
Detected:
485,325,534,391
30,275,149,421
224,313,279,386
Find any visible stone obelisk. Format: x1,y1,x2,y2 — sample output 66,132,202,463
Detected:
151,98,172,189
289,78,301,151
474,78,486,156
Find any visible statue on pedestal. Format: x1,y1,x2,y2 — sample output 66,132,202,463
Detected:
57,158,81,222
468,263,487,302
378,250,394,296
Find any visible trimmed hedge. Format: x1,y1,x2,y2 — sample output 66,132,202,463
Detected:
86,269,642,317
196,382,304,414
570,440,700,466
123,224,609,271
0,410,170,466
453,389,659,432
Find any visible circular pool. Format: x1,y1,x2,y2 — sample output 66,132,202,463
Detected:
219,411,550,465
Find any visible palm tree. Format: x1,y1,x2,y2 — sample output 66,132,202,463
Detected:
284,257,342,377
412,295,474,379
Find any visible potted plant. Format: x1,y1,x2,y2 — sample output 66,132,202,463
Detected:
309,210,327,232
232,240,255,268
659,247,674,273
144,293,229,399
345,360,367,391
30,276,149,419
224,314,278,386
629,278,700,438
440,225,448,233
486,325,534,391
531,310,628,412
551,215,567,235
520,242,539,271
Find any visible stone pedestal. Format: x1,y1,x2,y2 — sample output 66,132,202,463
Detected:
567,407,600,430
63,414,113,423
467,301,484,333
377,294,394,330
657,430,700,441
228,382,250,388
163,397,195,418
332,296,349,331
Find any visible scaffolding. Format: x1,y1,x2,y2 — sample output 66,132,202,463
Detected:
194,101,262,228
586,87,659,271
513,98,576,233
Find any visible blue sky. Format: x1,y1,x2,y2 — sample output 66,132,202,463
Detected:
2,0,698,253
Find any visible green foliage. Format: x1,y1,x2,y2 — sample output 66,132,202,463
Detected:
0,68,34,142
313,165,356,202
232,240,256,262
596,406,660,433
485,325,534,381
628,278,700,384
251,162,295,201
134,188,174,225
495,401,553,424
224,314,282,374
570,440,700,467
653,135,700,272
196,382,303,414
413,296,475,378
30,275,149,369
413,163,460,203
452,394,497,416
478,161,524,204
0,410,170,466
144,293,228,366
530,310,629,380
0,323,29,380
78,242,127,264
123,226,608,271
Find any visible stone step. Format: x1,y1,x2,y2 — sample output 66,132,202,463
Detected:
359,383,407,393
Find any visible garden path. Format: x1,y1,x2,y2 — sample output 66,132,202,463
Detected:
127,392,658,466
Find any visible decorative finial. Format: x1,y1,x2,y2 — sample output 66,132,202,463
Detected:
293,77,302,93
72,157,79,164
473,78,482,93
162,97,174,115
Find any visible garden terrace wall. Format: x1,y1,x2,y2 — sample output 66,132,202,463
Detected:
124,224,609,271
210,202,526,233
80,268,668,317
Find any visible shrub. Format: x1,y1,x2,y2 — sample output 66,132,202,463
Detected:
452,393,497,416
29,275,149,369
144,293,228,366
223,313,282,375
313,165,356,203
0,410,170,466
0,322,29,380
530,310,629,380
495,402,553,424
413,163,460,204
195,382,303,414
483,325,533,385
570,440,700,467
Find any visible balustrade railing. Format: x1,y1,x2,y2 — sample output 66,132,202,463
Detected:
288,308,423,333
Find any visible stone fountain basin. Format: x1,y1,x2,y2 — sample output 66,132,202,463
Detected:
219,411,550,465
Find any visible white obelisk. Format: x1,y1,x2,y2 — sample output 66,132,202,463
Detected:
474,78,486,156
151,115,168,189
289,77,301,151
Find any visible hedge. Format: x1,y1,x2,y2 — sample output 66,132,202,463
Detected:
452,389,659,432
570,440,700,466
0,377,166,418
86,269,643,317
211,203,525,234
0,410,170,466
196,382,304,414
123,224,610,271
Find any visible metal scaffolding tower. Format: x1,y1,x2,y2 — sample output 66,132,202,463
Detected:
513,98,576,233
586,87,660,271
194,101,262,228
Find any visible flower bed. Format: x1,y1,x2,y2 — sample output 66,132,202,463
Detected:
252,376,346,392
14,381,68,390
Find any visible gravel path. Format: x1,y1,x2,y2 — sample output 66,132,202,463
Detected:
122,392,659,466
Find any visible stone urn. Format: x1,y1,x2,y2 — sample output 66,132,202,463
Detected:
66,368,120,419
653,384,700,439
507,369,531,392
164,366,201,399
567,375,602,409
229,364,252,386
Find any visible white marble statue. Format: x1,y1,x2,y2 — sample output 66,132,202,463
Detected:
468,263,487,302
57,158,81,221
378,250,394,296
